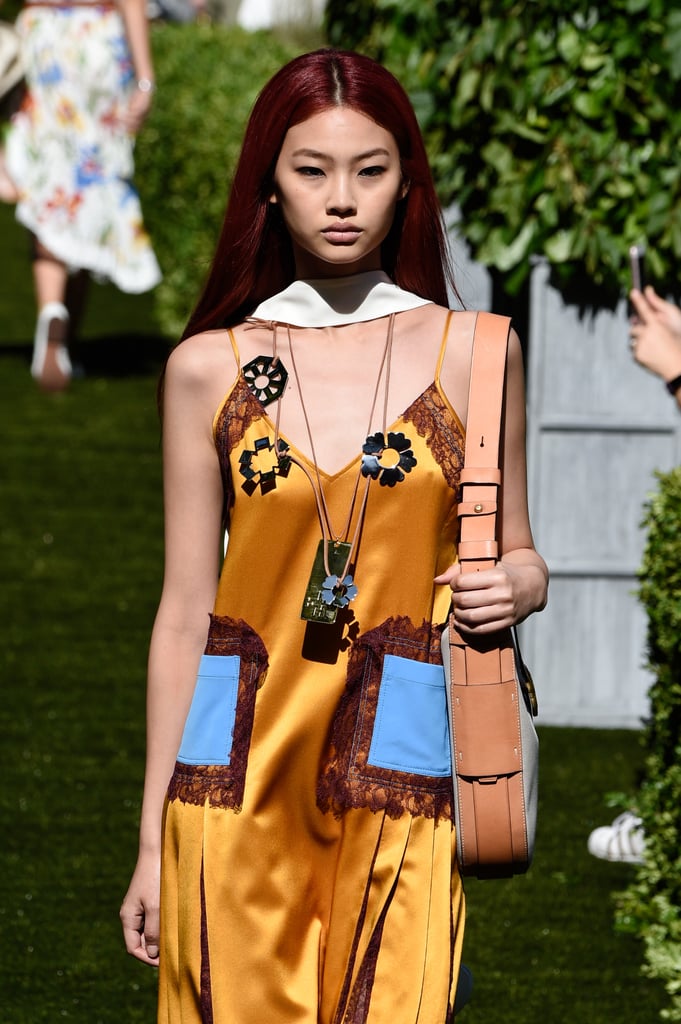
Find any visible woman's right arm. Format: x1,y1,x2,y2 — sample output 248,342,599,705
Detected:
120,336,226,965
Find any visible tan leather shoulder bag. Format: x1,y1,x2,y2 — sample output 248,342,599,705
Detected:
442,311,539,879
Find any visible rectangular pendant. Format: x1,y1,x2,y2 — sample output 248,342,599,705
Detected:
301,539,352,625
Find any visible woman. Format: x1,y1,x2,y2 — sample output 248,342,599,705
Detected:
120,49,548,1023
2,0,161,391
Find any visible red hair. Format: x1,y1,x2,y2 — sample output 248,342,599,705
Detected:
181,48,457,339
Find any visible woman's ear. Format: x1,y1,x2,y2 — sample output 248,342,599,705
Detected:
399,178,410,200
269,190,279,205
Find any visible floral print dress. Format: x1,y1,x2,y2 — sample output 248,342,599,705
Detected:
6,1,161,293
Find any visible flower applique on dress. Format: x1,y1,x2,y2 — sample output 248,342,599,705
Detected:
361,430,417,487
239,437,291,496
242,354,288,406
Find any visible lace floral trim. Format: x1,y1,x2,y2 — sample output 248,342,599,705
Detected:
402,383,464,491
214,376,268,518
341,906,387,1024
167,615,268,810
317,616,452,823
215,375,266,455
200,856,214,1023
332,831,379,1024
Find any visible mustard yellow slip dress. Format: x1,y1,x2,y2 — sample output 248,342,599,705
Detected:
159,313,466,1024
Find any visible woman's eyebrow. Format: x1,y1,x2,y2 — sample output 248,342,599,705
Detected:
290,147,391,160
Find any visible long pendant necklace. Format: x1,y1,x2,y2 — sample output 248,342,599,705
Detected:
275,314,396,625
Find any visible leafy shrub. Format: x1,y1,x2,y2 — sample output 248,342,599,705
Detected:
325,0,681,307
135,23,304,338
616,468,681,1020
2,0,23,20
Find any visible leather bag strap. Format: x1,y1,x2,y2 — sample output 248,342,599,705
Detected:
458,312,512,575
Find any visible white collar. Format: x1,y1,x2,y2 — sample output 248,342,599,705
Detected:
250,271,431,327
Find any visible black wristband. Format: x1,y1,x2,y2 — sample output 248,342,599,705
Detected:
665,373,681,396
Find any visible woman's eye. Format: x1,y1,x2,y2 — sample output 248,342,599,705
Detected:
359,165,386,177
296,166,325,177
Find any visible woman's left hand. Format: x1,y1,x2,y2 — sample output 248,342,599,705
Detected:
435,560,545,635
120,88,153,135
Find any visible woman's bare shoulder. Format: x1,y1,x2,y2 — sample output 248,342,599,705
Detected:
164,328,239,406
409,302,477,333
166,329,236,380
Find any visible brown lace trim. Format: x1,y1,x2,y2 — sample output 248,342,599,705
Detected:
332,827,382,1024
334,821,400,1023
317,616,452,823
447,892,457,1023
402,383,465,492
200,856,214,1024
215,375,266,455
167,615,268,810
342,903,387,1024
214,376,268,518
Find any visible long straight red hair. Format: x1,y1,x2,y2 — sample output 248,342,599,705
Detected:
181,48,457,340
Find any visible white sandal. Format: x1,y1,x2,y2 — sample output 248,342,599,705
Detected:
31,302,72,392
587,811,645,864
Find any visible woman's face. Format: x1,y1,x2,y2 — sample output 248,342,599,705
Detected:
270,107,407,279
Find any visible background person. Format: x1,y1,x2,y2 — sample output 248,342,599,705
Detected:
1,0,161,392
587,283,681,865
119,48,548,1022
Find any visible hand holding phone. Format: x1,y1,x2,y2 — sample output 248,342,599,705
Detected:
629,244,646,293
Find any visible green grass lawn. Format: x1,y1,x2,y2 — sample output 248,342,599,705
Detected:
0,202,667,1022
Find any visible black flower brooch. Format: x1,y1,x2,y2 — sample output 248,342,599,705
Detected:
361,431,417,487
239,437,291,495
242,355,288,406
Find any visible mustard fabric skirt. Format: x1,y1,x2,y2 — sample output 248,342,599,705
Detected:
160,797,464,1023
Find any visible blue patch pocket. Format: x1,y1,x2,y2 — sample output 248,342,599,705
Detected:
367,654,451,777
177,654,240,766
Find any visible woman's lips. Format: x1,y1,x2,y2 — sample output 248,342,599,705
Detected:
322,224,362,244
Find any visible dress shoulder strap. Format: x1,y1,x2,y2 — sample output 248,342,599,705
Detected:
228,328,240,371
434,310,455,382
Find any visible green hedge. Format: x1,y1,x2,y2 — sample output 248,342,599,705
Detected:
135,23,304,338
616,468,681,1021
325,0,681,307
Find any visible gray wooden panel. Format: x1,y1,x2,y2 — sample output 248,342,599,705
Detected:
522,260,681,727
532,428,677,574
522,576,651,727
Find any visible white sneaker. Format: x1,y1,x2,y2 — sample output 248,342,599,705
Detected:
587,811,645,864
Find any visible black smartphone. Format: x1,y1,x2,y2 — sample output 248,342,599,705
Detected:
629,244,646,292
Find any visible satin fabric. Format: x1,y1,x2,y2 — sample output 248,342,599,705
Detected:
160,311,466,1023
